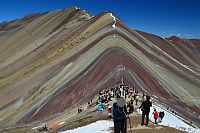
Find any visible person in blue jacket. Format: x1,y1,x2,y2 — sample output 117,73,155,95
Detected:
98,102,103,111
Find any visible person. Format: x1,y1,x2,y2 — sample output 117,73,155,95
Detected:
158,111,165,123
142,92,145,100
108,106,112,118
98,102,103,111
133,93,136,100
130,98,134,105
90,99,93,103
38,124,48,132
135,95,139,105
78,108,82,113
153,109,158,124
139,96,152,126
112,102,127,133
43,124,48,131
129,102,134,114
127,102,130,114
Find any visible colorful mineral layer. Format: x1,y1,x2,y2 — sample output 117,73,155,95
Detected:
0,6,200,128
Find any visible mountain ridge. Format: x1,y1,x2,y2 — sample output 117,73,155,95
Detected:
0,6,199,129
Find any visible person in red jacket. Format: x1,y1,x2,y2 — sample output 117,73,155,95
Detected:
153,109,159,124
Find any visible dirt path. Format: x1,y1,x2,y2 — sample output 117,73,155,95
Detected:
124,113,187,133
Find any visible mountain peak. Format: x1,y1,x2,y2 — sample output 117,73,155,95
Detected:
166,35,189,42
64,6,80,10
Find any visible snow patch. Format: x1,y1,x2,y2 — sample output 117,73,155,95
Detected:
75,7,80,9
58,122,66,125
60,120,113,133
179,63,200,76
32,123,47,130
110,13,116,21
149,106,200,133
112,22,116,28
110,13,116,28
155,64,161,67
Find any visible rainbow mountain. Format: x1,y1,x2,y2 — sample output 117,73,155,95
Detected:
0,6,199,128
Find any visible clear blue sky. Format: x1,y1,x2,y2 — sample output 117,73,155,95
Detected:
0,0,200,38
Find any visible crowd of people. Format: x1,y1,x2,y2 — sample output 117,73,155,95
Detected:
86,79,166,133
111,94,165,133
95,83,137,113
74,76,169,133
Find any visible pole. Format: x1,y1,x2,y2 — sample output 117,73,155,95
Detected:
150,114,154,124
128,117,132,133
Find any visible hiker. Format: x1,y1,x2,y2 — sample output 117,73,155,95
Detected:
117,93,121,99
127,102,130,114
142,92,145,100
139,96,152,126
112,102,127,133
158,111,165,123
128,89,131,98
130,98,134,105
38,124,48,132
78,108,82,113
98,102,103,111
129,98,134,113
135,95,139,105
108,106,112,118
90,99,93,103
125,91,127,99
43,124,48,131
128,101,134,114
133,93,136,100
153,109,159,124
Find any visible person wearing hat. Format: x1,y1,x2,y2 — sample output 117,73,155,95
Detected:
139,96,152,126
112,97,128,133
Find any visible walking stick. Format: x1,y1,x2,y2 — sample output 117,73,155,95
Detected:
150,114,154,124
128,117,132,133
123,119,126,133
